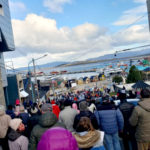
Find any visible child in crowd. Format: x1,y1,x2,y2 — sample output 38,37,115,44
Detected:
8,118,28,150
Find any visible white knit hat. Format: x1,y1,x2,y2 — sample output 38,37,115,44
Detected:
9,119,22,131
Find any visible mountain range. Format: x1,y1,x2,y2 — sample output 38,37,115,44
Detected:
8,48,150,73
88,48,150,61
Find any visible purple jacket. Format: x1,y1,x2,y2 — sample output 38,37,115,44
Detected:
37,127,79,150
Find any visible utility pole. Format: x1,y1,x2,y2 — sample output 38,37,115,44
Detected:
28,54,48,102
147,0,150,32
32,58,39,101
11,59,15,73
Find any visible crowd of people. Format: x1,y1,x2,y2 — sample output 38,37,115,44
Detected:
0,87,150,150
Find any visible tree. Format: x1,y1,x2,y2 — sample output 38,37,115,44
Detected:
126,65,142,83
112,75,123,84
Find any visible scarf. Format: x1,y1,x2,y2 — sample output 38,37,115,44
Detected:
73,130,100,148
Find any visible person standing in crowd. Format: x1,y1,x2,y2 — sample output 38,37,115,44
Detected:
27,104,41,138
6,105,16,119
8,118,28,150
73,117,105,150
0,105,11,150
18,106,30,137
94,97,124,150
51,100,60,118
129,89,150,150
59,100,78,132
73,101,98,130
29,103,65,150
88,103,96,113
18,106,29,127
29,103,40,116
118,90,137,150
72,103,80,114
14,99,20,116
37,127,79,150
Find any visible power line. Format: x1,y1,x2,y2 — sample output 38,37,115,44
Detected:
0,62,24,73
118,14,147,33
114,44,150,57
115,44,150,53
65,14,148,62
8,14,148,67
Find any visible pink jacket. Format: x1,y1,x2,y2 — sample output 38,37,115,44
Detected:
37,127,79,150
72,103,80,114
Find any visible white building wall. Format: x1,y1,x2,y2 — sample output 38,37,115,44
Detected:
0,53,7,87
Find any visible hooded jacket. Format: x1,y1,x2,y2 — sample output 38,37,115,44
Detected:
29,112,66,150
59,106,78,132
0,111,11,138
8,128,28,150
37,127,78,150
129,98,150,142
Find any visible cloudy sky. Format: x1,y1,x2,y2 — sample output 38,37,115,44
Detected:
4,0,150,68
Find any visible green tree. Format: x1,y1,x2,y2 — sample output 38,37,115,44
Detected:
126,65,142,83
112,75,123,84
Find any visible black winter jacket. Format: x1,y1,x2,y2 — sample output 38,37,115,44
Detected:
73,111,98,130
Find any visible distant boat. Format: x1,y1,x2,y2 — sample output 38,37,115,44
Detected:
37,72,44,76
118,64,128,67
104,68,123,77
60,70,67,74
50,71,59,75
117,61,128,67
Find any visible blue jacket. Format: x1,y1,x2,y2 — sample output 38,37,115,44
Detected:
18,112,29,125
94,103,124,134
6,110,16,119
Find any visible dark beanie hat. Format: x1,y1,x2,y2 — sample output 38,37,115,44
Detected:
79,101,88,111
64,100,72,107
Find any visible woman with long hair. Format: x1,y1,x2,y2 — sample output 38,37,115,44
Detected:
73,117,105,150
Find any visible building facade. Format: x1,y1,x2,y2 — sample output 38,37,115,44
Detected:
0,0,15,105
7,74,29,105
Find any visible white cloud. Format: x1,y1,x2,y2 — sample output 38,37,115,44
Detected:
125,5,146,14
9,1,26,13
134,0,146,3
11,14,108,54
113,24,150,46
43,0,72,13
4,14,150,68
113,5,147,26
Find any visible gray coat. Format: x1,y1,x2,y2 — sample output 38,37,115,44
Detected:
8,129,28,150
130,98,150,142
59,106,78,132
29,112,66,150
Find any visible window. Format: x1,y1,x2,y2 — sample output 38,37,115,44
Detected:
0,4,4,16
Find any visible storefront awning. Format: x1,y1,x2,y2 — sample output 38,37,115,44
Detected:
20,90,29,98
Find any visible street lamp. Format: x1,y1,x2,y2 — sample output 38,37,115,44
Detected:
28,54,48,102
